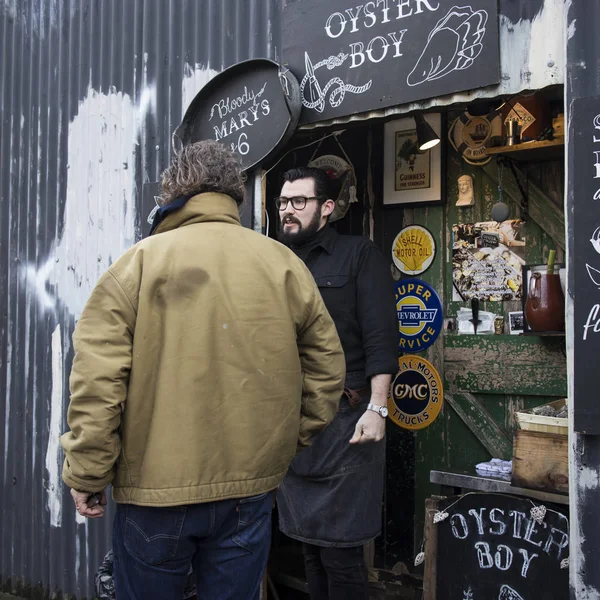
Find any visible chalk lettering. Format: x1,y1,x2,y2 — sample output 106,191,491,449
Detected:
377,0,391,22
209,83,267,121
543,526,569,560
396,0,413,18
524,517,546,548
518,548,538,578
451,513,469,539
388,29,407,56
238,111,252,129
345,5,364,32
325,12,346,38
594,150,600,178
248,105,259,122
415,0,440,13
583,304,600,340
214,121,229,141
509,510,527,539
468,508,486,535
475,542,494,569
236,132,249,156
363,1,377,27
494,544,513,570
366,36,390,63
349,42,366,68
489,508,507,535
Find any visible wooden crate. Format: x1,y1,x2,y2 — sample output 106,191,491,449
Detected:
512,429,568,494
516,398,567,434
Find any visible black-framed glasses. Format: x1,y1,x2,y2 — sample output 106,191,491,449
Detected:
275,196,322,211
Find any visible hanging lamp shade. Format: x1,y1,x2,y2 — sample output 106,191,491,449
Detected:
414,114,440,151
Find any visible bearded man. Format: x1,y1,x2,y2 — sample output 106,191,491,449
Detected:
276,167,398,600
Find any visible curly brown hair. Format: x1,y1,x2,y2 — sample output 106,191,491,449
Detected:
160,140,246,206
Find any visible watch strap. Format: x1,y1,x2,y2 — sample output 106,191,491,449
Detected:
367,403,387,417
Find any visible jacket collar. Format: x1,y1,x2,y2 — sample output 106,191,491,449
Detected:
152,193,241,235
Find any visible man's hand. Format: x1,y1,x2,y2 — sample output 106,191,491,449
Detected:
349,410,386,444
70,488,107,519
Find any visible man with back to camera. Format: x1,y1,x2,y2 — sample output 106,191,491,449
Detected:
275,167,399,599
60,141,346,600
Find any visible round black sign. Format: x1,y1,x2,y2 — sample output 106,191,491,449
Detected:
173,59,301,171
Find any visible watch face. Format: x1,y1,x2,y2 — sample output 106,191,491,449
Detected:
380,406,389,418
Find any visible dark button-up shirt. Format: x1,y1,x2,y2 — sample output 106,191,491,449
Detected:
293,226,398,388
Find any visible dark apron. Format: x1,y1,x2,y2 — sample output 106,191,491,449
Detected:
277,387,385,547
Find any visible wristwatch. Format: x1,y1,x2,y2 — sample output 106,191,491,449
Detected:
367,403,388,418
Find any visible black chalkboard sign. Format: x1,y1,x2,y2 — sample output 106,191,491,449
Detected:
424,494,569,600
174,59,301,171
572,96,600,434
282,0,500,124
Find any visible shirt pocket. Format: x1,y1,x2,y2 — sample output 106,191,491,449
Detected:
314,274,353,323
314,274,349,290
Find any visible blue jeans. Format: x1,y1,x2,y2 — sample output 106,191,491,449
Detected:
112,492,272,600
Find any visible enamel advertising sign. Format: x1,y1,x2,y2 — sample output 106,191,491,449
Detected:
395,278,443,352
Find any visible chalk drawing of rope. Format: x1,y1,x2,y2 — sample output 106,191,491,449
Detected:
300,54,372,112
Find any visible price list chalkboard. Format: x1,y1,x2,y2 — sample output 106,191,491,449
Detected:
571,96,600,434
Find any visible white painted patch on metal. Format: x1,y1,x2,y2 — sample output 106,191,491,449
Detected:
578,466,600,490
25,84,156,317
181,63,220,122
45,324,63,528
75,508,86,525
24,260,55,311
566,0,576,41
500,0,564,86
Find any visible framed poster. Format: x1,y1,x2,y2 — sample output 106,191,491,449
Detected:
508,311,525,335
384,114,442,206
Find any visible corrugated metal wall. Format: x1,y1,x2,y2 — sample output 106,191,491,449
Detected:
0,0,566,597
0,1,280,597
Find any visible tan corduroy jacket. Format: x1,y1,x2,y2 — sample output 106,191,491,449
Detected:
61,193,345,506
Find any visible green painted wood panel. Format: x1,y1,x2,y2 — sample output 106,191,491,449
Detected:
402,110,567,559
444,335,567,396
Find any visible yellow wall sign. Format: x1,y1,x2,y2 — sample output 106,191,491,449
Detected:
388,356,444,430
392,225,436,275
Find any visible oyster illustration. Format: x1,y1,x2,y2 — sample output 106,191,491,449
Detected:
498,585,524,600
591,226,600,254
407,6,488,86
587,263,600,287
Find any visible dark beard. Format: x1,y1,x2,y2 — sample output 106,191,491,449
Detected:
277,209,322,247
